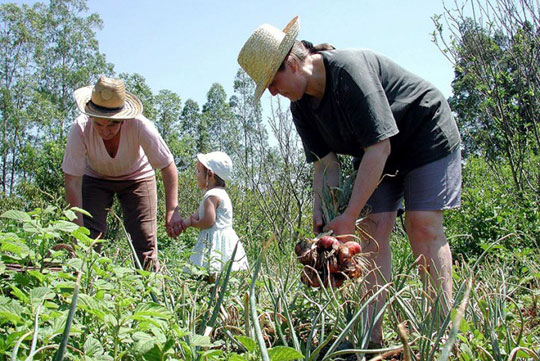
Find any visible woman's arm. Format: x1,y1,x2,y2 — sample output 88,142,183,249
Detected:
313,152,340,234
160,161,184,237
325,138,391,236
64,173,83,226
189,196,219,230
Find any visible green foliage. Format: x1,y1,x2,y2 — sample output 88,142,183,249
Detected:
0,0,111,198
445,156,539,259
0,207,538,360
432,0,539,198
0,2,538,360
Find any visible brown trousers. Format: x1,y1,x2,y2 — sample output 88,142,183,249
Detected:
82,175,158,268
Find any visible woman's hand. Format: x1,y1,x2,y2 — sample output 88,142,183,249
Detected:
313,207,324,234
323,213,356,242
312,152,340,236
64,173,84,226
166,208,184,238
160,162,183,238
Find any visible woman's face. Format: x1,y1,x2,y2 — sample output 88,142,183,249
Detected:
196,161,207,189
268,60,306,101
92,117,123,140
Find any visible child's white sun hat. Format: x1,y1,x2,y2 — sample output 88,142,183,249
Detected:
197,151,233,181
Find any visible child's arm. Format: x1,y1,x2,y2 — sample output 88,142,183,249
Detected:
188,196,220,230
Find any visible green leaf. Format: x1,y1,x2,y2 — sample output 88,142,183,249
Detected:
268,346,303,361
1,239,30,257
51,220,80,233
459,318,470,333
1,210,31,222
104,314,117,327
70,206,92,217
236,335,257,353
142,345,163,361
133,332,157,355
190,334,214,347
10,285,28,303
30,287,54,306
66,258,83,270
23,220,42,233
63,209,78,221
0,302,24,324
132,303,171,319
201,349,222,358
228,354,247,361
27,270,46,283
84,336,104,357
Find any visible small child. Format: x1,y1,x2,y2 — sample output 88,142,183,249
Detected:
183,151,249,276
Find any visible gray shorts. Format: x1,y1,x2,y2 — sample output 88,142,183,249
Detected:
366,148,462,213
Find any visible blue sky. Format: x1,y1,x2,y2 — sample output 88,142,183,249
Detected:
6,0,457,107
83,0,456,107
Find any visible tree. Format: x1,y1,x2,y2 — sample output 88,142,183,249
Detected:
179,98,202,161
37,0,111,139
180,98,201,138
154,89,181,142
432,0,539,198
0,0,110,198
230,69,265,178
120,72,156,120
0,3,41,196
201,83,237,153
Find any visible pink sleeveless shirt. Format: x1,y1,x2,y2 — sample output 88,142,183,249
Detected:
62,114,173,180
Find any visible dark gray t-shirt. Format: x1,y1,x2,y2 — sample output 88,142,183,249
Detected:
291,49,460,174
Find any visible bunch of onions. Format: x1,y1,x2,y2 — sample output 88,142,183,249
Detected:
295,235,363,288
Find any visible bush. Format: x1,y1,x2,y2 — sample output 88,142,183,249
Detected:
445,156,539,259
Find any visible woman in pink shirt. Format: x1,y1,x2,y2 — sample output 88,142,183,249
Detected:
62,77,183,270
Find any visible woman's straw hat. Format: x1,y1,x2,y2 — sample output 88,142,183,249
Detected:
73,76,143,120
237,16,299,102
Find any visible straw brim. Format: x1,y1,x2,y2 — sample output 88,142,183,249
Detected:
254,16,300,102
73,86,143,120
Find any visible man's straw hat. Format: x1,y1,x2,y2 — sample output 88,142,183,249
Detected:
73,76,143,120
237,16,299,102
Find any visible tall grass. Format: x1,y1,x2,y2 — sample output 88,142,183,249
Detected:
0,208,538,360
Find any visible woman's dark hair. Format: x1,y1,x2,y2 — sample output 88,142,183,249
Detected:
279,40,335,70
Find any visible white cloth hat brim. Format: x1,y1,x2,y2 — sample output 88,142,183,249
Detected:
197,152,232,181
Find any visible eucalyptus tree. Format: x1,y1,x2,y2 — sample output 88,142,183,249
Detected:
37,0,111,139
0,0,111,200
180,98,201,138
153,89,181,142
201,83,238,154
230,69,265,184
0,0,112,200
119,72,156,121
0,3,42,196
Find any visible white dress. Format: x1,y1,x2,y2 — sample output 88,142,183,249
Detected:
189,187,250,272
